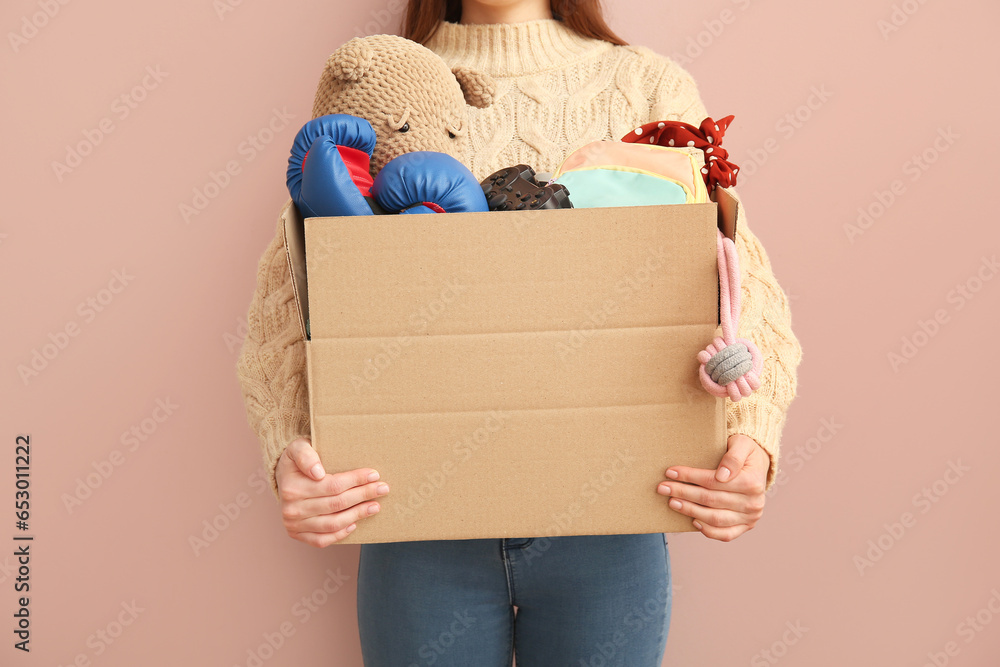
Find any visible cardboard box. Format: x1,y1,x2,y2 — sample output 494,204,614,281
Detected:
281,190,740,544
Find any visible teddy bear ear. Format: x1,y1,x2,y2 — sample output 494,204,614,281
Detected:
328,38,375,82
452,66,497,109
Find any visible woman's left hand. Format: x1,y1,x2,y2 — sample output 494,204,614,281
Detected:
656,434,769,542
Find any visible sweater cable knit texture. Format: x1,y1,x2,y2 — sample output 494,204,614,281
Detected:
237,18,802,500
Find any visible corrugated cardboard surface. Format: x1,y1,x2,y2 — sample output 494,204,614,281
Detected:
283,200,735,544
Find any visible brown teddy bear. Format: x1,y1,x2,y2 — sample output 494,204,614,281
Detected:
309,34,497,177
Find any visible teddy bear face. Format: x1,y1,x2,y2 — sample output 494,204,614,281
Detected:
310,34,495,177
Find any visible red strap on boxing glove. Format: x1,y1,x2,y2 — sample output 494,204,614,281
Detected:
302,145,374,197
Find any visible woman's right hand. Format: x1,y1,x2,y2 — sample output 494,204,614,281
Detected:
275,437,390,548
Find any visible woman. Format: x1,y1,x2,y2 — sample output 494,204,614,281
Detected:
236,0,802,663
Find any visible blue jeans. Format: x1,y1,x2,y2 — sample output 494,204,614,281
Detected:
357,533,672,666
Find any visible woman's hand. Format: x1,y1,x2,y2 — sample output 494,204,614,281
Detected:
276,437,390,548
656,434,769,542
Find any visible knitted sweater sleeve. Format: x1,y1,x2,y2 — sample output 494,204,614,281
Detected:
236,208,312,501
650,57,804,492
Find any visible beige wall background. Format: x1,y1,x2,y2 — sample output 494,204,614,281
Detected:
2,0,998,665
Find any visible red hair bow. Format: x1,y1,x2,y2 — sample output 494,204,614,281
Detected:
621,115,739,190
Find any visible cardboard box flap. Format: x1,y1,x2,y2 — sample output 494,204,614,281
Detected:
305,204,719,340
280,198,309,340
715,186,739,241
284,194,735,341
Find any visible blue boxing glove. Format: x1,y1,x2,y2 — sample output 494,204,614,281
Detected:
371,152,489,215
286,114,378,218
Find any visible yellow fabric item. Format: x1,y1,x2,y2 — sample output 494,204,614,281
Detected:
236,19,803,499
551,142,710,204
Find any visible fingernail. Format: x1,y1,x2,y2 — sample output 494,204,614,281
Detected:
660,485,671,495
717,467,731,482
693,520,703,530
368,504,380,515
311,463,325,479
368,470,380,482
669,499,682,510
666,469,679,479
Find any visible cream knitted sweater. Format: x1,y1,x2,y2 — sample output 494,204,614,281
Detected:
236,18,802,500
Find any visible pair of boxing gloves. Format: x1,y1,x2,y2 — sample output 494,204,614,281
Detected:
286,114,488,218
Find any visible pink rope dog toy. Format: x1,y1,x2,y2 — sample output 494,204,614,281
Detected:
623,115,763,402
697,228,762,401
